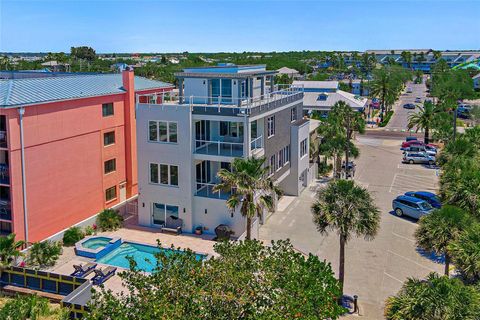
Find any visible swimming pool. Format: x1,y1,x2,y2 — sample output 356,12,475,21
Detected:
96,242,206,272
82,237,111,249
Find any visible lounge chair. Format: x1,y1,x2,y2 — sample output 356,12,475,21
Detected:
161,216,183,235
92,266,117,285
70,262,97,277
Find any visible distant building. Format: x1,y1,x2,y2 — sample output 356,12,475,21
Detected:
341,79,370,96
40,60,70,72
292,80,367,116
0,71,173,242
277,67,300,79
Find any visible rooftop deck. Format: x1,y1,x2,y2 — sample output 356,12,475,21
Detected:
136,87,303,117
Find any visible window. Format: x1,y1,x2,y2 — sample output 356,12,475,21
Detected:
105,186,117,202
169,122,177,143
150,163,179,187
150,163,159,184
149,121,158,141
290,107,297,122
104,131,115,146
267,116,275,138
269,154,276,176
277,145,291,170
102,103,114,117
152,203,179,226
220,122,243,138
300,139,308,158
104,159,116,174
160,164,169,184
148,121,178,143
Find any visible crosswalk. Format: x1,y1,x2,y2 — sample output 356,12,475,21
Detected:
384,128,424,133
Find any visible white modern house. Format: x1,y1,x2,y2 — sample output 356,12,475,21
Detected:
292,80,368,116
135,64,312,239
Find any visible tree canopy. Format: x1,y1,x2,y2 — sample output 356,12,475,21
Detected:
86,240,345,320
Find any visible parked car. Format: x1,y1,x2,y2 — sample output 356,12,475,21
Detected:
402,146,436,156
424,144,438,154
403,103,416,109
457,106,471,119
407,88,413,93
405,136,418,142
401,140,424,148
392,195,434,219
404,191,442,209
402,152,436,165
415,97,422,103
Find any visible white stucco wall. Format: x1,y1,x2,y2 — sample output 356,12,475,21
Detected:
136,104,195,232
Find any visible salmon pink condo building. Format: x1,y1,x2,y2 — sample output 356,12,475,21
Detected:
0,70,173,243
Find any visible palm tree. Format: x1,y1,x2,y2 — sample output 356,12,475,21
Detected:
407,101,439,143
385,273,480,320
0,234,25,267
369,68,396,119
331,101,365,178
448,223,480,284
311,179,380,296
401,51,412,69
214,157,281,240
415,205,471,276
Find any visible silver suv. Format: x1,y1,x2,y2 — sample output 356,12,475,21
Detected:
403,152,435,165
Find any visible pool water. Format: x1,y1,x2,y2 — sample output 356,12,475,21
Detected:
82,237,111,249
96,242,205,272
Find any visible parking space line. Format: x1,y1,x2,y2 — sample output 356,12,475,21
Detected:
387,250,437,272
384,272,404,284
392,231,415,243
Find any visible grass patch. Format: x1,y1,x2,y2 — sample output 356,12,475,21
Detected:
379,110,394,127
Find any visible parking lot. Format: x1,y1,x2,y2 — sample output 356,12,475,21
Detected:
260,134,442,319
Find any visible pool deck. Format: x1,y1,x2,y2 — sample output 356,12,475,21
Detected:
49,224,218,295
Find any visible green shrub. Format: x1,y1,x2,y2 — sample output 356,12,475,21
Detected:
318,162,332,177
379,111,394,127
84,225,95,236
27,241,62,268
0,294,49,320
62,227,84,246
96,209,123,232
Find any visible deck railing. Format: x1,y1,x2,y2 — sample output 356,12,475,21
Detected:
195,182,232,200
195,139,244,157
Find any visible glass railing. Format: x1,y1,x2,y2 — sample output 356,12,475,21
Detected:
250,136,263,152
195,140,244,157
195,182,232,200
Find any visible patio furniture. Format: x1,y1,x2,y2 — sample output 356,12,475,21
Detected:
161,215,183,235
92,266,117,285
70,262,97,277
215,224,233,241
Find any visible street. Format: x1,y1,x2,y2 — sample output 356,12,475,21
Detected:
259,134,442,319
385,78,428,131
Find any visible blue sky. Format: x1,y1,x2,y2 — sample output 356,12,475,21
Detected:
1,0,479,53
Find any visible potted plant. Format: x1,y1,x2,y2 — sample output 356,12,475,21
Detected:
195,226,203,235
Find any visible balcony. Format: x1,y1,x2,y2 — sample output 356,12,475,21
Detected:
195,140,244,158
136,86,303,118
250,136,264,155
0,164,9,185
195,182,232,200
0,131,6,149
0,200,11,221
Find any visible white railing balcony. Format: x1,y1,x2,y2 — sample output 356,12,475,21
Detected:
195,182,232,200
195,140,244,157
136,85,303,116
250,136,263,152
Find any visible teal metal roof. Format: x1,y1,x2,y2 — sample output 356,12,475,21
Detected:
0,74,173,108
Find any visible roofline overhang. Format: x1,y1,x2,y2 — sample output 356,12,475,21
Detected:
1,85,175,109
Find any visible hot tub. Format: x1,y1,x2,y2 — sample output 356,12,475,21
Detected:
75,236,121,259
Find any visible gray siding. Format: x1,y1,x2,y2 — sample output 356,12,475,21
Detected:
263,102,303,181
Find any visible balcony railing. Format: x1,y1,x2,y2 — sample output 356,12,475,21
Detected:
250,136,263,152
0,164,9,185
195,182,232,200
0,131,6,148
0,200,11,221
136,86,303,117
195,140,244,157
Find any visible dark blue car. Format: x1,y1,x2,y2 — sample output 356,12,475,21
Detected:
404,191,442,209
